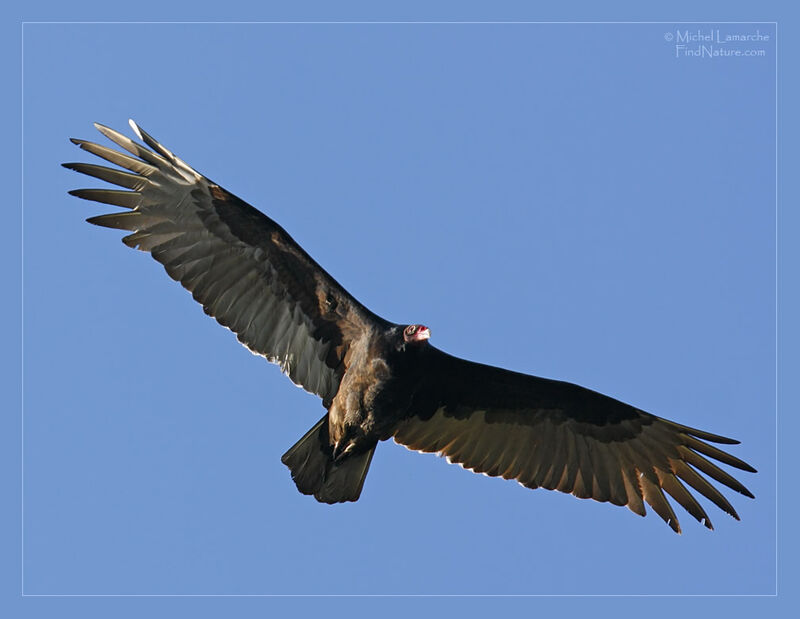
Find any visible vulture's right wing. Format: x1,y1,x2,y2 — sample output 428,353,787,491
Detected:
64,121,391,405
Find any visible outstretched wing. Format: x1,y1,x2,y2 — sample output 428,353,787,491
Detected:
393,348,756,533
64,120,391,404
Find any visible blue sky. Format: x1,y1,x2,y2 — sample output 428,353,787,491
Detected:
7,3,796,618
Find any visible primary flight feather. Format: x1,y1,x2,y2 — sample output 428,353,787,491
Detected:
64,120,755,533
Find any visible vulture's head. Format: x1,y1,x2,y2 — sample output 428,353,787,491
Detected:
403,324,431,345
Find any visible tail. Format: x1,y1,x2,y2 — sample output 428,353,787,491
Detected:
281,415,376,503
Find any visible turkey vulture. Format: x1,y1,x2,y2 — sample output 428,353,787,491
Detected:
64,120,756,534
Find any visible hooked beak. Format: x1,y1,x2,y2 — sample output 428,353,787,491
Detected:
415,326,431,341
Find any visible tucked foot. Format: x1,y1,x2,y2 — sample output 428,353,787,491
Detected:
332,440,356,463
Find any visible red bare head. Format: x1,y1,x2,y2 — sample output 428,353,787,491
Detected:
403,324,431,344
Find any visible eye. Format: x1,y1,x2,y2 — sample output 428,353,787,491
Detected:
325,293,338,312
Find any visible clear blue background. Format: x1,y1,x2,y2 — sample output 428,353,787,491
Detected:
5,1,797,618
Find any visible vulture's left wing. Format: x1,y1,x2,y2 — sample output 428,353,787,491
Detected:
65,121,391,405
393,348,755,533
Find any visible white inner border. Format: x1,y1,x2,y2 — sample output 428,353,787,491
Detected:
20,20,779,598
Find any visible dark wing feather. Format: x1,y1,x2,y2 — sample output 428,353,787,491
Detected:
393,348,756,533
65,120,390,404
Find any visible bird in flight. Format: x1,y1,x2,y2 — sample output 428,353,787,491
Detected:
64,120,755,533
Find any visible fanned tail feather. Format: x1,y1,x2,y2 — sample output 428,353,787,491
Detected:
281,415,375,503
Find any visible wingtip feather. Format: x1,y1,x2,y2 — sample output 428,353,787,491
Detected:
128,118,143,140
